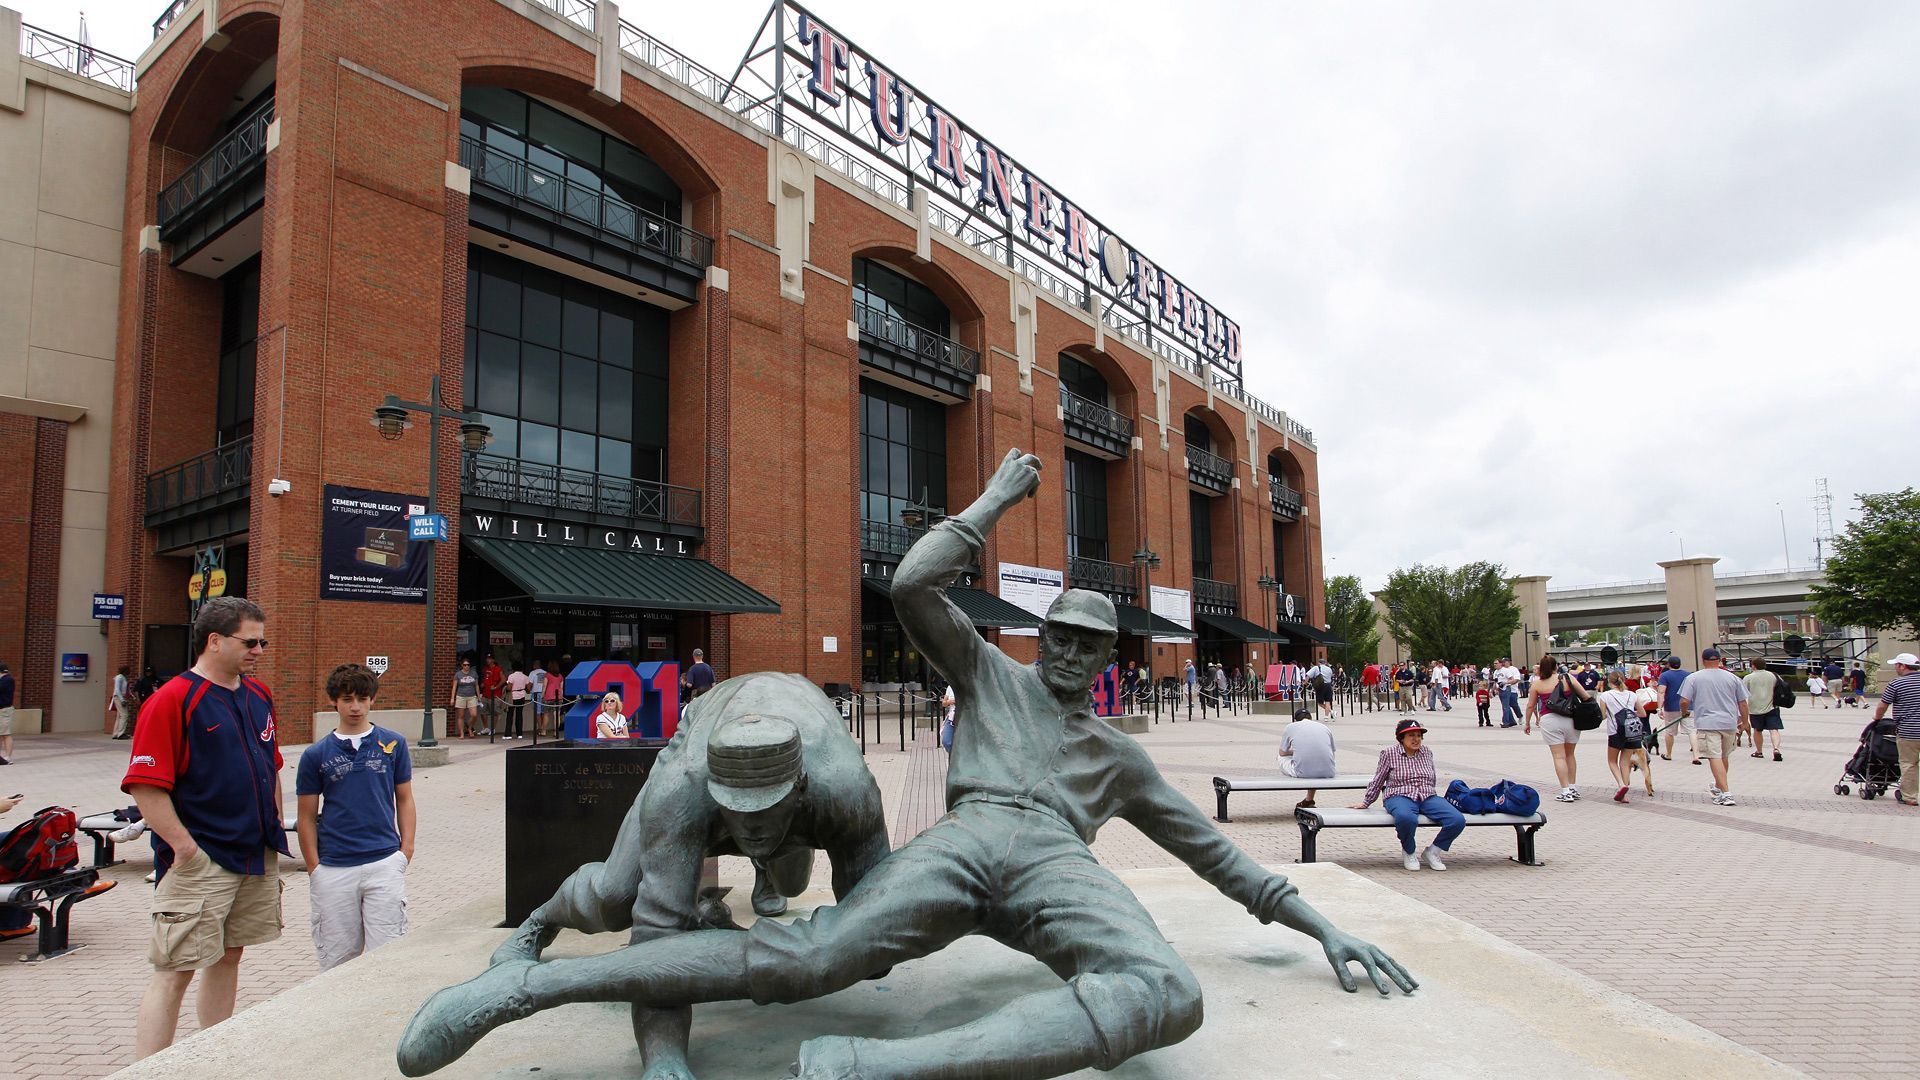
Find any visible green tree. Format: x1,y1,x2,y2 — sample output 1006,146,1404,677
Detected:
1377,562,1522,664
1323,574,1381,667
1810,488,1920,639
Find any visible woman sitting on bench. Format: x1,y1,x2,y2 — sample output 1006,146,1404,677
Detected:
1351,718,1465,872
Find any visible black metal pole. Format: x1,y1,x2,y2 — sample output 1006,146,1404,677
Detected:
420,375,441,749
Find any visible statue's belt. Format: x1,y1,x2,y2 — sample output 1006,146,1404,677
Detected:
952,791,1076,832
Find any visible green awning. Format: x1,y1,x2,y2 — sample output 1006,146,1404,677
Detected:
1197,612,1291,644
1115,604,1196,640
862,578,1043,629
1276,619,1346,647
465,537,779,613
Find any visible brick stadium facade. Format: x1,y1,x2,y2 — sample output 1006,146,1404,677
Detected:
103,0,1326,740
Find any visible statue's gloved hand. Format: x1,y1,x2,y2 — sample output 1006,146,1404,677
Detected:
1319,930,1417,996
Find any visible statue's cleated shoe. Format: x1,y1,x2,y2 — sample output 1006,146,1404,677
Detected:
752,874,789,918
397,959,539,1076
489,921,559,967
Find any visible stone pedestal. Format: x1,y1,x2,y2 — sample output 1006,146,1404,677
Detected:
503,740,663,925
1101,711,1148,734
1250,700,1294,716
112,865,1798,1080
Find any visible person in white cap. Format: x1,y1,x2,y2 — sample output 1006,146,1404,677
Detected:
1874,652,1920,806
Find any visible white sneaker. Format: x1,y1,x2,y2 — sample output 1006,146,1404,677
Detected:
1553,788,1576,803
143,870,157,883
1709,785,1723,798
1402,852,1421,871
1568,786,1581,800
1715,792,1737,806
108,821,147,843
1422,845,1448,871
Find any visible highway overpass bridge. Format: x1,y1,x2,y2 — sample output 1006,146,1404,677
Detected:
1547,568,1825,632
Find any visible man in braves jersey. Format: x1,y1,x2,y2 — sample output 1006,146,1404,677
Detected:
123,596,288,1059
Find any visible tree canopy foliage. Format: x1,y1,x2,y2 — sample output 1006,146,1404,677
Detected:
1323,575,1381,668
1810,488,1920,639
1377,562,1522,664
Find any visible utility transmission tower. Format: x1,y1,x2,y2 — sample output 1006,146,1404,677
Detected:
1812,478,1836,568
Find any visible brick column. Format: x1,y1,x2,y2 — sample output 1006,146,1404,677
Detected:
703,284,731,679
113,249,162,679
24,419,67,724
431,184,470,714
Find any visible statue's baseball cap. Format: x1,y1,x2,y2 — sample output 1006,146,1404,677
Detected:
706,715,803,813
1888,653,1920,667
1044,589,1117,636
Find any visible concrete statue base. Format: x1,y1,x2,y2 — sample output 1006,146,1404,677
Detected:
1101,711,1149,734
1250,700,1294,716
113,864,1798,1080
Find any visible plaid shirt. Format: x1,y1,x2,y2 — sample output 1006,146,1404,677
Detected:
1362,745,1437,807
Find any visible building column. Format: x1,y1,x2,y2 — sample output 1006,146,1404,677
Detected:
1660,557,1720,669
1371,591,1398,666
704,275,732,680
1509,574,1551,669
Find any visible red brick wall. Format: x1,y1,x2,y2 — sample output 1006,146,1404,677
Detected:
0,414,34,691
104,0,1325,720
24,420,67,722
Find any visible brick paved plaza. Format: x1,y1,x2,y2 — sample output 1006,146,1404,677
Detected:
2,697,1913,1079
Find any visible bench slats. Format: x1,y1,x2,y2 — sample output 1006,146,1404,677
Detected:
1294,806,1547,867
1211,774,1374,823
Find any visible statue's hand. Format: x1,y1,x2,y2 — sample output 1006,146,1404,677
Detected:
983,448,1042,508
1320,930,1417,996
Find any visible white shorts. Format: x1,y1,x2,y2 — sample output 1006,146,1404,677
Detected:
308,851,408,971
1538,714,1579,746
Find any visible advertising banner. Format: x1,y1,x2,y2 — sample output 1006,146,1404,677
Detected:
997,562,1063,637
1150,585,1192,644
321,485,430,603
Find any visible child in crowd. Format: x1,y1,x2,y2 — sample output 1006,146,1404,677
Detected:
1474,681,1492,727
296,663,416,971
1807,672,1828,708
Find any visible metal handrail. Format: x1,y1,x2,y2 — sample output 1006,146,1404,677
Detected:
1068,555,1136,596
529,0,596,32
152,0,193,39
1269,475,1303,517
853,300,980,378
20,24,134,92
145,437,252,515
460,136,714,268
462,452,701,528
1185,445,1233,485
1059,387,1133,443
156,96,274,232
1194,576,1239,611
861,517,928,557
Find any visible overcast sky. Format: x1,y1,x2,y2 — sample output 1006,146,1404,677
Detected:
27,0,1920,593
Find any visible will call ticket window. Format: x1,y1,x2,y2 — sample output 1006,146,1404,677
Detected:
464,248,670,483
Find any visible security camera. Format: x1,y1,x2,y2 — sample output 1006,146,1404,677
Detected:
267,479,292,497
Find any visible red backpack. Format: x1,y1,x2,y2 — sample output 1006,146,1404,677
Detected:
0,806,80,883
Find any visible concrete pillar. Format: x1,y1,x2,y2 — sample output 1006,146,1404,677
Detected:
1659,557,1720,670
1508,575,1550,670
1371,592,1398,666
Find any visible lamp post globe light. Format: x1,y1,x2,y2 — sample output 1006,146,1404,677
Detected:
369,374,489,748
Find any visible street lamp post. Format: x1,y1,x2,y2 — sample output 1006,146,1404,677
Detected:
372,374,489,749
1256,572,1279,665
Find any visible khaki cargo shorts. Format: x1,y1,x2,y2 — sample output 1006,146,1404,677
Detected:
149,848,284,970
1696,729,1739,759
0,705,13,736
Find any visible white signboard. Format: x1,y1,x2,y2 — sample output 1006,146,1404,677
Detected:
1150,585,1193,643
997,562,1064,637
364,656,390,677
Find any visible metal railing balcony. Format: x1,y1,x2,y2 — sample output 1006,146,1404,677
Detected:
145,437,252,524
152,0,192,38
1269,476,1303,519
861,518,929,560
462,453,701,529
156,96,274,237
460,136,714,270
1185,445,1233,492
1194,575,1239,613
20,23,134,91
1068,555,1137,599
854,300,980,380
1060,387,1132,455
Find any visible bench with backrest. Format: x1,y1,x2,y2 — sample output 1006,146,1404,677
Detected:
1210,775,1375,823
0,865,115,962
1293,806,1547,865
76,811,136,868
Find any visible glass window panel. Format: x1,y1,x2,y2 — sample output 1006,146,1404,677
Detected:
889,443,910,499
600,310,633,368
603,140,682,213
521,279,561,348
563,296,598,356
462,326,477,409
477,333,519,415
562,353,597,431
634,374,668,443
599,438,630,478
600,367,633,439
863,392,884,436
862,438,883,495
480,415,516,460
632,446,663,484
234,341,256,425
462,87,527,135
460,116,482,143
520,422,557,465
478,272,520,337
562,429,597,472
519,345,559,425
483,127,526,160
466,263,479,324
1184,415,1211,452
528,103,603,171
888,401,908,442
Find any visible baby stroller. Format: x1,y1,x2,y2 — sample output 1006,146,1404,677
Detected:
1835,717,1901,799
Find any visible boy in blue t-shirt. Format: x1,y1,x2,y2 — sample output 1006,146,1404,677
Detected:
296,664,415,970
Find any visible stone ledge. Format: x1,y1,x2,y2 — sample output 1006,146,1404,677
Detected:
112,864,1801,1080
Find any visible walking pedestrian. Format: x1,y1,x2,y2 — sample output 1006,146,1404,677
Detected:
1350,718,1464,872
1873,653,1919,807
111,664,136,739
1494,657,1523,728
450,659,480,739
1474,681,1492,727
504,664,530,740
123,597,286,1059
479,656,504,735
684,648,716,699
1679,647,1750,806
1360,661,1381,709
1743,660,1785,761
528,660,549,737
1599,672,1653,802
1807,671,1829,707
1656,655,1692,763
1847,662,1867,707
1524,655,1595,802
0,662,14,765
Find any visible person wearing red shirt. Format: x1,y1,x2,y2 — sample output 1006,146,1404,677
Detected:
123,597,286,1060
480,656,505,736
1360,662,1382,710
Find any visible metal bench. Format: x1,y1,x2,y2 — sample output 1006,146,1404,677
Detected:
0,866,116,962
76,811,137,869
1211,775,1375,823
1294,806,1547,865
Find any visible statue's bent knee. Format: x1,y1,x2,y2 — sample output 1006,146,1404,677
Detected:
1069,966,1205,1067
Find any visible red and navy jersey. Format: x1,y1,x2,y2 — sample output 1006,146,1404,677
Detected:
122,672,288,879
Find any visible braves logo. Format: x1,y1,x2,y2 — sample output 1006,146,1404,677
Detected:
259,712,276,743
132,754,157,768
